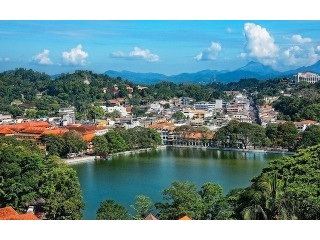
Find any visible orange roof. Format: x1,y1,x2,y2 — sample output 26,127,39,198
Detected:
66,125,95,134
193,110,207,114
0,207,18,220
0,207,39,220
182,132,214,140
262,105,273,109
5,121,51,132
43,128,69,136
95,126,107,131
295,120,316,126
147,122,173,129
82,133,95,142
16,213,39,220
178,216,191,220
126,106,133,112
21,127,47,134
0,127,15,134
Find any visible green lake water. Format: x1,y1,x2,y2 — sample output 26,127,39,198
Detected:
71,148,283,220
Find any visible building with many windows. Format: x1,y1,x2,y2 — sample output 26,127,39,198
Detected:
293,72,320,84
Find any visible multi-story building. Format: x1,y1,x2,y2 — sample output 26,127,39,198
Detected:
293,72,320,84
194,101,215,112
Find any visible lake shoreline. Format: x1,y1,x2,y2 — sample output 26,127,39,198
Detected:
64,145,167,165
64,144,292,165
168,145,294,155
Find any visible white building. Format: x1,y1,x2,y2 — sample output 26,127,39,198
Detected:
59,107,75,125
0,114,13,125
105,106,127,117
294,72,320,84
149,103,163,111
215,99,223,109
124,120,141,130
194,101,215,111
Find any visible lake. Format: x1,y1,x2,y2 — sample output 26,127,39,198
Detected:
71,147,283,220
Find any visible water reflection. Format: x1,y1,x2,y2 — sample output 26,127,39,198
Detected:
71,148,282,219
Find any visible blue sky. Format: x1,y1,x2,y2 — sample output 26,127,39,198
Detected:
1,20,320,75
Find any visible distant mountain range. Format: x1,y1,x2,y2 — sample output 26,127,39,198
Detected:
104,60,320,84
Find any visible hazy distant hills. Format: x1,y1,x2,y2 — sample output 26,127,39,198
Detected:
82,60,320,84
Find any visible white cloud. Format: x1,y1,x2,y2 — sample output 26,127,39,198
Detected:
226,27,233,33
292,34,312,43
195,42,222,61
110,51,125,58
32,49,53,65
61,44,88,65
0,57,10,62
243,23,279,65
110,47,159,62
282,45,320,67
239,52,247,58
316,46,320,53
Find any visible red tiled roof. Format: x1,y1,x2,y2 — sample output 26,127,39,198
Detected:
21,127,47,134
0,207,39,220
6,121,51,132
66,125,95,134
108,99,119,104
43,128,69,136
0,127,15,134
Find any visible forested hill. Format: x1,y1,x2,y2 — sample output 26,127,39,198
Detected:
0,68,298,119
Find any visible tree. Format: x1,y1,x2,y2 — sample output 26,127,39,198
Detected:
299,125,320,148
63,130,87,155
96,200,129,220
249,124,266,149
198,182,223,220
104,131,128,153
42,134,65,156
155,181,203,220
172,111,185,120
266,123,278,146
105,110,121,119
163,103,170,109
277,121,298,150
88,106,105,122
130,195,155,220
301,104,320,121
39,167,85,220
92,135,109,154
25,109,37,119
0,137,84,219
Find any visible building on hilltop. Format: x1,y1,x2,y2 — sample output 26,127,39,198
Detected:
293,72,320,84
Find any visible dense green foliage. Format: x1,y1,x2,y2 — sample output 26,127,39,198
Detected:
237,144,320,219
298,125,320,148
96,200,129,220
0,69,230,118
42,130,87,157
130,195,155,220
213,121,299,150
213,120,267,149
92,127,162,154
172,111,186,120
0,136,84,219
